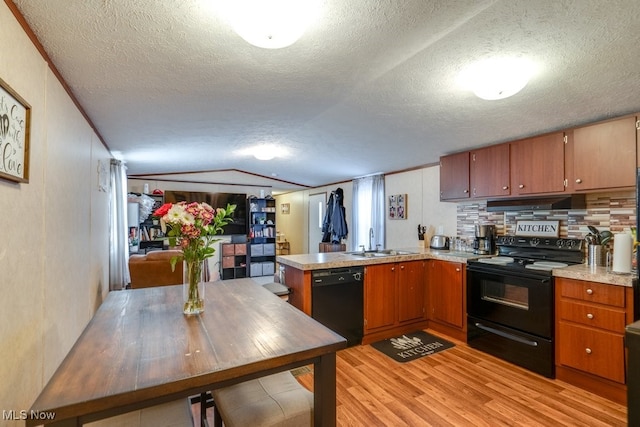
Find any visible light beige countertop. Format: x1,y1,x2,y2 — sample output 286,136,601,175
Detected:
552,263,636,287
276,247,482,271
278,249,638,288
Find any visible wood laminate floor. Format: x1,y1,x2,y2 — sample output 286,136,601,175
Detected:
192,329,627,426
292,329,627,427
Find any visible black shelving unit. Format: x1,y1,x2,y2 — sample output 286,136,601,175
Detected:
220,242,248,280
247,198,277,277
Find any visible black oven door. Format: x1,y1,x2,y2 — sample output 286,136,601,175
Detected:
467,267,553,338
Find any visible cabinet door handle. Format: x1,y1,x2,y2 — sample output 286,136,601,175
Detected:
400,265,405,270
576,178,582,184
463,189,469,193
585,348,592,354
391,267,395,272
502,185,509,190
586,313,594,319
518,184,524,189
586,288,593,295
455,267,460,272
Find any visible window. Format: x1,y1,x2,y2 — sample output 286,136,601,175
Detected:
352,175,385,251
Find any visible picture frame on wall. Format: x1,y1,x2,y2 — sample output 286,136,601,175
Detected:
281,203,290,214
0,78,31,183
388,194,407,219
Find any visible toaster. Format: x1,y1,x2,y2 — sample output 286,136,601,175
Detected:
430,235,450,250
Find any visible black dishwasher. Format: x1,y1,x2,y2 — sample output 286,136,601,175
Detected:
311,267,364,347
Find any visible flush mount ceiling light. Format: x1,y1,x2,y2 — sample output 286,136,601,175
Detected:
253,146,276,160
237,144,288,160
459,57,535,100
219,0,321,49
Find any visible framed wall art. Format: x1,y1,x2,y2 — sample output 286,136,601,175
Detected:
0,78,31,183
388,194,407,220
280,203,290,214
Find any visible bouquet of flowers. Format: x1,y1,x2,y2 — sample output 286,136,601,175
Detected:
153,201,236,314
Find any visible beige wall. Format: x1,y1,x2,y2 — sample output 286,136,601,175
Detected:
385,166,457,249
0,2,111,418
274,167,457,254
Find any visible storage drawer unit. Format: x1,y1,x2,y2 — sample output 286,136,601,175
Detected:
220,243,248,280
262,261,275,276
263,243,276,256
555,277,635,404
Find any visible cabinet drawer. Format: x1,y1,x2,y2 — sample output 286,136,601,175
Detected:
559,279,625,307
234,244,247,255
559,300,626,332
557,322,625,383
222,244,235,256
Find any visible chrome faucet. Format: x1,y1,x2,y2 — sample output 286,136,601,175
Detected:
369,227,374,251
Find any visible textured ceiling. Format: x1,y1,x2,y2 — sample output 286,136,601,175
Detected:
10,0,640,190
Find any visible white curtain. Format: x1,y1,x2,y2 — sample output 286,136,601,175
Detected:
351,174,385,251
109,159,130,291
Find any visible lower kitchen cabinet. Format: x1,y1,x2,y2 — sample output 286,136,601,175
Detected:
363,260,427,343
555,277,635,405
426,260,466,342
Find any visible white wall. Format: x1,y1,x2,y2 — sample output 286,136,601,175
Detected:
273,167,457,254
385,166,457,249
0,2,111,415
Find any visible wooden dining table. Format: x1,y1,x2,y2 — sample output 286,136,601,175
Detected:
27,279,347,426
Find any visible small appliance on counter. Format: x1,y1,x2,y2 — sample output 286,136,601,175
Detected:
473,224,496,255
430,235,450,250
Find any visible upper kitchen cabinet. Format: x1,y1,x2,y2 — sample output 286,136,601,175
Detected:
440,151,470,201
510,132,566,196
470,144,510,198
572,115,637,191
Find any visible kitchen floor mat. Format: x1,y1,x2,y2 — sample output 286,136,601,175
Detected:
370,330,454,363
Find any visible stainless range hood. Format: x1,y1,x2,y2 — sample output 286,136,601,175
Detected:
486,194,586,212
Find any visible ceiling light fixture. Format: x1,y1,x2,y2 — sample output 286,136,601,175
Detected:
459,57,535,100
219,0,320,49
236,143,288,161
253,146,276,160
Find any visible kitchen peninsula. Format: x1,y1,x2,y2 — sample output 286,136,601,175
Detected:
278,248,480,344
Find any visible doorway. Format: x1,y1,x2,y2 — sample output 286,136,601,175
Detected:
308,192,326,254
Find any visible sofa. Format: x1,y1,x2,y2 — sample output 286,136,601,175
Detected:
129,250,184,289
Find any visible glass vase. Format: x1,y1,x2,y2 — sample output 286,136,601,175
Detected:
183,259,205,315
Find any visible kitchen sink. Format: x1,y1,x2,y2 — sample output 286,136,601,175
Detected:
346,249,417,258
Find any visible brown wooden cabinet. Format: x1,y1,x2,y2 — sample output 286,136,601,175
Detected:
439,114,639,201
397,261,427,324
426,260,466,342
364,263,396,332
439,151,470,201
363,261,427,343
572,115,637,191
470,144,510,198
555,277,635,405
510,132,566,195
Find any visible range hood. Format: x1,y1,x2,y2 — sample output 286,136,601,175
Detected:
486,194,586,212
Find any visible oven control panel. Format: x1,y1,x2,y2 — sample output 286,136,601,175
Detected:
496,235,583,252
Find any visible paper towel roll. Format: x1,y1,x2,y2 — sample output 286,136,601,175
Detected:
612,233,633,273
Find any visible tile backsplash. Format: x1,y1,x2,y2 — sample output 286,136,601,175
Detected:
456,191,635,239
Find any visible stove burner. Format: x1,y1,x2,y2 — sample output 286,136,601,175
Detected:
478,256,514,266
525,261,569,271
